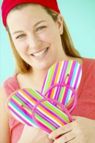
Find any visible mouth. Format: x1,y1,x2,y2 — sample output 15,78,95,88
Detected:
31,47,49,58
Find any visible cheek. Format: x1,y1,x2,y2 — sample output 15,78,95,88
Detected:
38,33,51,43
39,28,57,43
14,41,27,54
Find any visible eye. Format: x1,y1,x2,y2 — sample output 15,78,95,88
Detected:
36,26,47,32
15,34,26,39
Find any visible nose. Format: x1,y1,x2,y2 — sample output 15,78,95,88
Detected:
28,33,42,50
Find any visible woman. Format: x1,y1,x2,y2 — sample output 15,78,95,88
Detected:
0,0,95,143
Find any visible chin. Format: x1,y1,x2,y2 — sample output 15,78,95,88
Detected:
34,60,56,71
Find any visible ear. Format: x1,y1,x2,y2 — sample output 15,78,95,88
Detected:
56,14,64,35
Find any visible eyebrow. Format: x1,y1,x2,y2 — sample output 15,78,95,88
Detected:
13,20,46,35
34,20,46,27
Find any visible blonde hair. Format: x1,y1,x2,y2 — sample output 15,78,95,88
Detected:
7,4,81,73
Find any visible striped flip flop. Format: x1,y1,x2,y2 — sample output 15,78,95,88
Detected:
8,88,72,134
41,60,82,112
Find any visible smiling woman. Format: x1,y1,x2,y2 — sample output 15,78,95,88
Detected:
6,3,80,74
7,4,67,72
0,0,95,143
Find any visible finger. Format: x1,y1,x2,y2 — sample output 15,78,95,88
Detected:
49,121,78,140
54,131,76,143
49,122,74,140
72,116,79,120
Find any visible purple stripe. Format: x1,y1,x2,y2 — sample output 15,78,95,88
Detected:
9,102,33,126
64,62,77,102
36,101,67,124
21,89,65,123
10,100,54,133
11,93,67,126
10,98,56,128
9,99,34,121
36,109,59,128
62,61,76,104
66,65,82,111
21,89,66,124
20,89,68,124
54,61,68,102
67,61,76,86
16,92,34,109
23,89,39,102
41,75,47,93
14,91,57,123
41,63,59,95
36,119,52,133
47,63,59,98
73,66,82,90
65,64,81,102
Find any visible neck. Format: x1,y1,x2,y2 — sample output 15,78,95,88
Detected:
25,68,48,90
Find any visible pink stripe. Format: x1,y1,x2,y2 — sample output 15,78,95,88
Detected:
9,98,34,122
41,74,47,94
35,119,52,133
54,61,68,102
73,66,81,89
8,101,32,125
62,61,76,104
47,63,59,98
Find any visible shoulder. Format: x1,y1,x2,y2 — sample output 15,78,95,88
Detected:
3,74,18,87
3,74,19,96
81,58,95,89
82,57,95,68
82,58,95,75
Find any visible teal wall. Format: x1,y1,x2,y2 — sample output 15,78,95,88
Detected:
0,0,95,84
58,0,95,57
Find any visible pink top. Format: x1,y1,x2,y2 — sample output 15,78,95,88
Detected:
3,58,95,143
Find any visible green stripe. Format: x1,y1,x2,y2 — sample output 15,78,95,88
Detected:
42,101,69,122
65,61,73,78
28,89,42,100
58,87,65,103
35,114,56,131
44,66,55,92
12,94,24,105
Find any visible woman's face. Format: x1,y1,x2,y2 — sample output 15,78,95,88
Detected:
7,4,66,71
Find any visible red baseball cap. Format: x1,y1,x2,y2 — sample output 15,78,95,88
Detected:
1,0,60,27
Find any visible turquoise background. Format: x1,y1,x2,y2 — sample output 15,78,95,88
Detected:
0,0,95,84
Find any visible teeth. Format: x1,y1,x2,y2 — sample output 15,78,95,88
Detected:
32,48,47,57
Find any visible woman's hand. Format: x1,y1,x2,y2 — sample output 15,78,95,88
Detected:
18,125,52,143
49,116,95,143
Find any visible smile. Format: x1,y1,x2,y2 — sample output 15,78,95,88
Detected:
31,47,49,58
